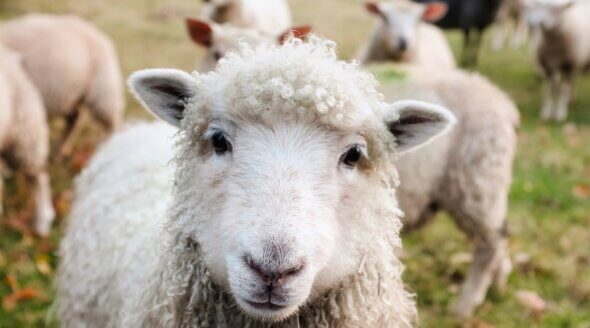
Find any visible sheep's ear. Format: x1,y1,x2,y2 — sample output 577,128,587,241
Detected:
186,18,214,48
422,2,448,22
128,69,198,127
278,25,312,44
384,100,456,154
365,2,382,15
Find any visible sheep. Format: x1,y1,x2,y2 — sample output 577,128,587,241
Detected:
376,64,519,318
186,18,311,72
0,14,124,156
0,44,55,236
414,0,503,66
522,0,589,122
200,0,292,36
358,0,456,69
57,37,458,327
492,0,530,50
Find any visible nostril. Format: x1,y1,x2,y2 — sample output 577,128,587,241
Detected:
283,261,305,277
243,255,305,287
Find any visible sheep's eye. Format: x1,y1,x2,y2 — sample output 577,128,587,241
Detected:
211,131,231,154
341,145,363,167
213,51,222,61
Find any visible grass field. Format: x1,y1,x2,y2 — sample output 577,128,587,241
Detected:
1,0,589,327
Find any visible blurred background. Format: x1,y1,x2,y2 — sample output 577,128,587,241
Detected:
0,0,588,327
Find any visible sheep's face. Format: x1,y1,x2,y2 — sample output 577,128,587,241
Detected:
523,0,573,31
129,50,455,321
365,1,447,59
195,117,373,320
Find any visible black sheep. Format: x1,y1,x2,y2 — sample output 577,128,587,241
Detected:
414,0,503,66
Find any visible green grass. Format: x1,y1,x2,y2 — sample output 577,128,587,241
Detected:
1,0,589,327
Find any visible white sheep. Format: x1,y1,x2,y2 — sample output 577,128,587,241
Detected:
0,14,124,155
186,18,311,72
357,0,456,68
57,37,458,327
378,64,519,318
523,0,590,121
201,0,292,36
0,44,54,236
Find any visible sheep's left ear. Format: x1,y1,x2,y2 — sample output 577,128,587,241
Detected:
384,100,456,154
422,2,448,22
128,69,198,128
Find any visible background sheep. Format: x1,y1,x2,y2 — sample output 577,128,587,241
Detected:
492,0,529,50
201,0,292,36
414,0,503,66
377,64,519,318
186,18,311,72
0,14,124,156
0,45,54,236
358,0,456,68
523,0,589,121
58,38,458,327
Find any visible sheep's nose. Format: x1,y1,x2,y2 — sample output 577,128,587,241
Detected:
245,256,304,288
398,38,408,52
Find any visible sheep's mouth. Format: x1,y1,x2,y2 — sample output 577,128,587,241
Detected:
244,300,287,311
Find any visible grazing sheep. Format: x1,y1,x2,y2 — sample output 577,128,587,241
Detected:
186,18,311,72
0,45,54,236
0,14,124,156
201,0,292,36
358,1,456,68
377,64,519,318
414,0,503,66
58,37,458,327
492,0,529,50
523,0,589,121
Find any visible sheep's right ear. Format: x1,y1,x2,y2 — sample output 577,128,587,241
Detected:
186,18,214,48
128,69,198,127
365,2,382,15
278,25,312,44
384,100,456,155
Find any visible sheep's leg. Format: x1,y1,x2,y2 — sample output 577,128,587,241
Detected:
58,109,81,158
491,23,508,51
541,74,559,120
511,18,528,49
554,75,574,122
453,234,509,318
460,29,473,67
27,171,55,236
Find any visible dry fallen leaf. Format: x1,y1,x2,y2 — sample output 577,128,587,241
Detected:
572,184,590,199
36,254,52,276
515,289,548,315
54,190,73,218
2,288,44,311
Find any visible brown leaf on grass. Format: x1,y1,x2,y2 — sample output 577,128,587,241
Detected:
5,274,19,290
515,290,548,316
2,288,44,311
6,211,33,235
54,190,73,218
35,254,52,276
571,184,590,199
71,146,94,172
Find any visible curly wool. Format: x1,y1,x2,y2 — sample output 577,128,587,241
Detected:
58,38,416,327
